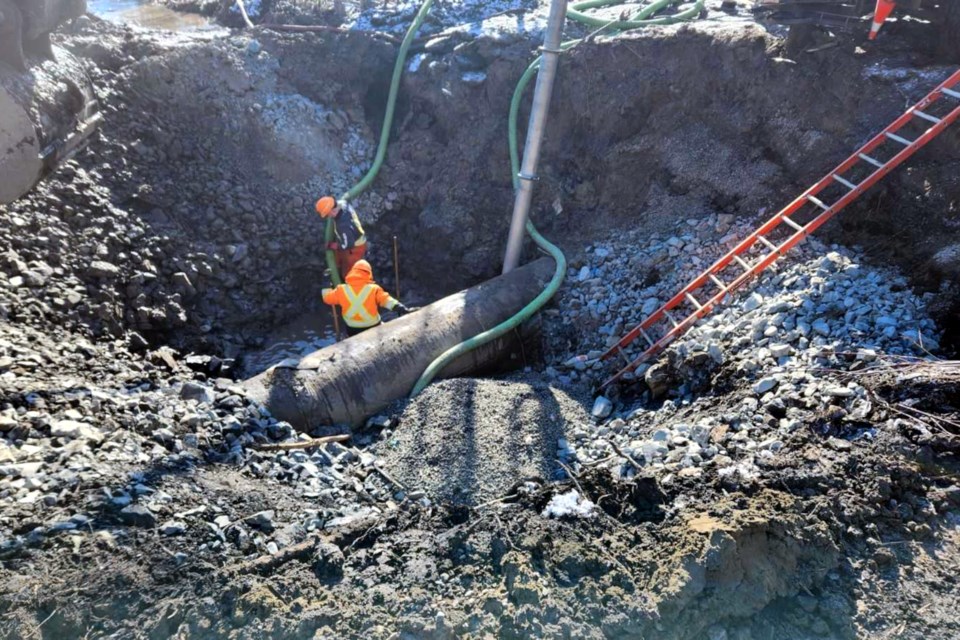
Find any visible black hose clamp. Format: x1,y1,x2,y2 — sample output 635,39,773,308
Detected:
518,172,540,182
538,46,564,54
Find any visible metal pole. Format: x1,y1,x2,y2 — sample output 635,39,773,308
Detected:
332,305,342,342
393,235,401,299
502,0,568,274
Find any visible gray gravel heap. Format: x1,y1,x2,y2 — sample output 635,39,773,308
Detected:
545,214,940,491
376,376,593,505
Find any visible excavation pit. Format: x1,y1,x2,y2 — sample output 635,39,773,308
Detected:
2,4,960,639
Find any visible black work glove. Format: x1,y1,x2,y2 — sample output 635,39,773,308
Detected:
395,303,411,316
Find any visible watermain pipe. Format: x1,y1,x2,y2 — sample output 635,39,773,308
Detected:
243,258,556,429
501,0,569,275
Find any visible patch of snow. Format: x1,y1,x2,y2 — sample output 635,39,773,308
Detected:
350,0,539,36
232,0,261,18
542,490,596,519
407,53,426,73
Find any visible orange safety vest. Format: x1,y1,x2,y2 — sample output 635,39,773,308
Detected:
322,282,397,328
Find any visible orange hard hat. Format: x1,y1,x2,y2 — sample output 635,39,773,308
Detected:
352,260,373,277
315,196,337,218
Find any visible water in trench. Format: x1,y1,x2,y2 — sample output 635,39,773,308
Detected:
88,0,223,31
239,310,338,378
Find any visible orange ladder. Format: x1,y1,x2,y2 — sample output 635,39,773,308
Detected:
600,68,960,390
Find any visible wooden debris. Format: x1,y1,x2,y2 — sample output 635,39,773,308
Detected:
251,434,350,451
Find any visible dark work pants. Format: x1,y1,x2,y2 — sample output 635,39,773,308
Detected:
345,322,381,337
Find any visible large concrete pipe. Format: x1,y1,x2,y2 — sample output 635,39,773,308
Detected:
243,257,555,430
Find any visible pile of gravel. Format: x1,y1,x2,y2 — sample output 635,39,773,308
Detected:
546,218,941,493
375,376,593,505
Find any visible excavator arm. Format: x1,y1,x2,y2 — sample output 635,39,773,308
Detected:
0,0,99,205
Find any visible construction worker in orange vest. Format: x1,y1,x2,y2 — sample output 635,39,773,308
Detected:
316,196,367,278
322,260,410,336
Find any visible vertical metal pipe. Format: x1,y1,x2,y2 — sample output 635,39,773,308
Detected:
502,0,568,274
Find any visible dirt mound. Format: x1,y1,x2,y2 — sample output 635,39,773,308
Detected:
376,376,592,505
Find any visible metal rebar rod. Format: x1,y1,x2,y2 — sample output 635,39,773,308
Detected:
502,0,568,274
393,235,401,299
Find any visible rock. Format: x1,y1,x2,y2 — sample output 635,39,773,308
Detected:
0,462,43,478
245,510,276,533
51,420,104,444
768,344,792,358
180,382,215,404
128,332,149,352
119,504,157,528
644,362,673,399
941,486,960,507
153,428,176,444
753,377,778,395
930,243,960,278
641,441,669,463
651,429,670,442
812,319,831,336
21,270,47,287
314,541,345,579
742,293,764,312
87,260,120,278
678,466,702,479
160,520,187,536
825,386,855,398
591,396,613,420
365,415,392,430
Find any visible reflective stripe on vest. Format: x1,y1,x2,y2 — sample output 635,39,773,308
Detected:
342,284,379,328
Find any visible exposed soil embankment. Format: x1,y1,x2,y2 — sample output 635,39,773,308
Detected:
8,15,956,358
2,7,960,639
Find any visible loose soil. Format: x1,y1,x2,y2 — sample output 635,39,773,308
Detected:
1,1,960,638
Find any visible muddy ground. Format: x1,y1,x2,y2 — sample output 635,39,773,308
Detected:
2,0,960,638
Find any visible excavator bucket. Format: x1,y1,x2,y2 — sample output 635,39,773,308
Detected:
0,0,99,205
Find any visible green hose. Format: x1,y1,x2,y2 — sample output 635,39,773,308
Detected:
568,0,704,29
410,0,705,397
325,0,435,286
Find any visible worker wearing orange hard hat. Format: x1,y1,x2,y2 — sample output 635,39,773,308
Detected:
316,196,368,278
322,260,410,336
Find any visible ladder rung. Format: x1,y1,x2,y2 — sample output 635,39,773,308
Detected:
685,292,703,310
616,346,632,365
832,174,858,191
885,131,913,146
913,110,942,125
757,235,779,253
709,274,728,292
638,328,655,347
664,310,680,328
807,195,831,211
858,153,885,169
942,87,960,100
781,215,804,232
733,254,752,271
